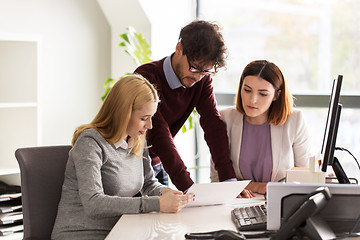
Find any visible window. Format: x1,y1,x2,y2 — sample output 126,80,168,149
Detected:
199,0,360,94
195,0,360,183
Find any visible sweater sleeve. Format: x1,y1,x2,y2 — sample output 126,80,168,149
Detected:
196,76,236,181
72,136,160,217
135,63,194,192
147,109,194,191
141,147,168,196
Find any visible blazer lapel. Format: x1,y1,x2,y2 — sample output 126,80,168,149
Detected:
270,124,283,182
231,113,244,179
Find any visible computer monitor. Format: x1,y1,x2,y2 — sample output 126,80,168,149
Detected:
320,75,350,183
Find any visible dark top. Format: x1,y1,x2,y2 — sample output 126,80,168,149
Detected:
135,56,236,191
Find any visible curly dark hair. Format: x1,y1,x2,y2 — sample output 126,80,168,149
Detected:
179,20,228,73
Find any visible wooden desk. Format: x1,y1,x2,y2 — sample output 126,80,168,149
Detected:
105,195,265,240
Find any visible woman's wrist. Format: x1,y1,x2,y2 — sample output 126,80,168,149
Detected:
246,182,267,194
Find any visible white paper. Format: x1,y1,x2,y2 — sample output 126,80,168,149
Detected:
0,212,23,224
186,180,250,207
0,224,23,235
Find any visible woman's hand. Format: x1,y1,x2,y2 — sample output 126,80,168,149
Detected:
159,189,194,213
245,182,267,195
237,188,256,198
160,188,173,195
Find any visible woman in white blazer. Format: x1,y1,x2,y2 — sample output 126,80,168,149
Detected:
210,60,311,197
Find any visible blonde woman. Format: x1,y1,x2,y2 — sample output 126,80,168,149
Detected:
211,60,311,197
52,75,193,240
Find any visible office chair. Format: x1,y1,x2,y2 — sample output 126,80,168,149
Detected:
15,145,72,240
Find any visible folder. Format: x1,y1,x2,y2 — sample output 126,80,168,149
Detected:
0,193,21,202
0,205,21,214
0,212,23,225
0,198,22,214
0,223,23,236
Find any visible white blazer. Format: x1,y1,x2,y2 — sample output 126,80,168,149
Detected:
210,107,311,182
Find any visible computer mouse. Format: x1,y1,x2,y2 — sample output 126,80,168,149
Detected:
213,230,246,240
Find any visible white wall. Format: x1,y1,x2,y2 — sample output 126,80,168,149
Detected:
97,0,151,80
97,0,196,80
0,0,195,146
0,0,111,145
0,0,198,180
139,0,196,60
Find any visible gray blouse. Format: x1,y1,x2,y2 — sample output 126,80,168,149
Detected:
51,129,166,240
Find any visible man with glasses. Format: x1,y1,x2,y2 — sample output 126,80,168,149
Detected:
134,20,236,192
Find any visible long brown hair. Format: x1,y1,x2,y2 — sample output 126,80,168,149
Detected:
235,60,293,126
72,74,159,156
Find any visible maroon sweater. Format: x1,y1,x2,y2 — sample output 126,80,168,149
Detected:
135,57,236,191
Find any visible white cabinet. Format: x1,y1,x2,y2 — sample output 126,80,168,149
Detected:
0,34,40,185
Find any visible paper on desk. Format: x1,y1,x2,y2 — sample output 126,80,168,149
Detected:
186,180,250,207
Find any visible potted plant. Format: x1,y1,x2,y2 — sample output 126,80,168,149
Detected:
102,26,197,133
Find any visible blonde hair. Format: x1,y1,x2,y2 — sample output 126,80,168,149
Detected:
235,60,293,126
72,74,159,156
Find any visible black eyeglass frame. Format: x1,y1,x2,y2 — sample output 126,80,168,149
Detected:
186,57,216,76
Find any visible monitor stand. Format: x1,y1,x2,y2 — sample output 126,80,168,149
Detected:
332,157,350,184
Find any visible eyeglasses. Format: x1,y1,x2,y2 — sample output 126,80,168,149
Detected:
187,57,216,76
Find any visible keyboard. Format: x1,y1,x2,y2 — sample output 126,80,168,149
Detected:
231,204,267,231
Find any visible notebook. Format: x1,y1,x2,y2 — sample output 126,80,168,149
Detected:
186,180,250,207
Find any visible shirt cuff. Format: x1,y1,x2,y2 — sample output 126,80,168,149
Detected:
222,178,237,182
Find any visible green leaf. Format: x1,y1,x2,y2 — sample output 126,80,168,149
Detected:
188,115,193,129
101,88,111,101
119,33,130,44
182,125,187,133
188,166,200,170
122,72,131,77
104,78,114,87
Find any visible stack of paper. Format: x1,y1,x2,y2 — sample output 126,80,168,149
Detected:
0,191,23,239
0,224,23,236
0,197,21,215
0,194,21,203
0,205,21,215
0,212,22,225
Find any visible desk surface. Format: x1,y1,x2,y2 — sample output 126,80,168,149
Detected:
105,195,265,240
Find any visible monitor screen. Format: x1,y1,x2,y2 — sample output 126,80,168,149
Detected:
320,75,350,183
321,75,342,170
